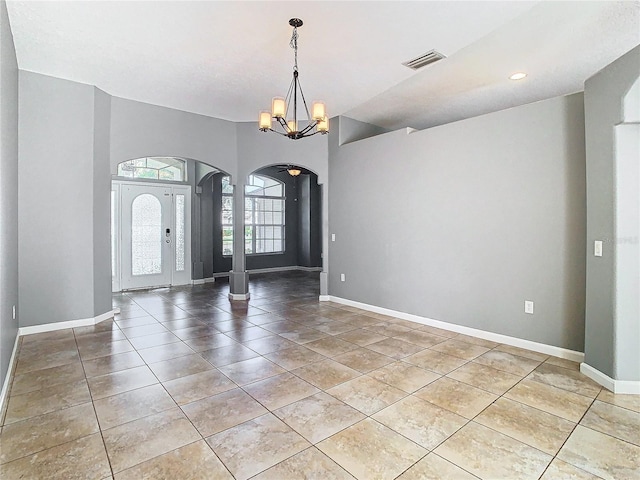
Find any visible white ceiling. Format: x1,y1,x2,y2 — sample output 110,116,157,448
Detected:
7,1,640,131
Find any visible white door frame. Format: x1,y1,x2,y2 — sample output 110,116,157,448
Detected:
112,180,192,292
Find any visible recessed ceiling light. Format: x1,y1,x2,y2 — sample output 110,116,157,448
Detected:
510,72,527,80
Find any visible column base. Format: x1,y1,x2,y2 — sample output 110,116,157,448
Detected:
229,270,249,301
228,292,251,301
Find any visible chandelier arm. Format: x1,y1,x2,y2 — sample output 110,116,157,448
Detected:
295,77,313,120
298,121,318,136
300,130,321,138
283,76,296,126
293,71,299,129
267,128,291,137
275,116,289,131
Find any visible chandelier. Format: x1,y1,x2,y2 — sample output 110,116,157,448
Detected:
259,18,329,139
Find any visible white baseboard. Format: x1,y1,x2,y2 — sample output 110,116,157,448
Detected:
18,309,118,337
327,295,584,363
1,308,119,414
229,293,250,301
319,295,331,302
0,333,20,418
192,267,324,284
580,362,640,394
248,266,322,274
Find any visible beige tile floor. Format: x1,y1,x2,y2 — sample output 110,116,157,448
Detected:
1,272,639,479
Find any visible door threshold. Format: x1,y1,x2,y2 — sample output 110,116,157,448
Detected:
120,284,171,292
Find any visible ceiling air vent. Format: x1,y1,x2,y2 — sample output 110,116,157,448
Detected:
402,50,446,70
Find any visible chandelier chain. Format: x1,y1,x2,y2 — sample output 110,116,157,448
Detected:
290,26,299,71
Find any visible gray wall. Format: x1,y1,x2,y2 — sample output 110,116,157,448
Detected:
329,93,587,351
110,97,238,179
584,45,640,380
93,88,112,315
0,0,19,389
18,72,110,327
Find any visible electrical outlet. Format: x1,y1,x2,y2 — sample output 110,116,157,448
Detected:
594,240,603,257
524,301,534,314
332,234,336,242
340,273,346,282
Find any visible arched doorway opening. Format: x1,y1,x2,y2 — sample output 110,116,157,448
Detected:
241,164,323,299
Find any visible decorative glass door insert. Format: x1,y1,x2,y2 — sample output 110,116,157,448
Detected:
115,182,191,291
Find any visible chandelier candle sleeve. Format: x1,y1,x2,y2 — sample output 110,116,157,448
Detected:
259,111,272,130
312,101,326,121
272,97,286,118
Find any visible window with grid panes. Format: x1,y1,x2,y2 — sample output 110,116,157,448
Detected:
117,157,186,181
221,176,234,256
221,175,285,255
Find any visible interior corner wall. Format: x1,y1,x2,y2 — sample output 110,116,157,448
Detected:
584,45,640,380
338,116,392,146
93,88,112,315
329,93,587,351
297,174,322,268
0,0,19,388
298,175,312,266
196,174,215,278
18,72,101,327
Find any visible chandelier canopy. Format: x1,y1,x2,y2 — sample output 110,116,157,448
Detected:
258,18,329,140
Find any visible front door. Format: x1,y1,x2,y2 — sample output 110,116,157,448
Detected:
115,182,191,291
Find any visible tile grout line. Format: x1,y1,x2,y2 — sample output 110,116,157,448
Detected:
5,277,634,479
74,327,117,479
111,294,238,479
535,392,601,479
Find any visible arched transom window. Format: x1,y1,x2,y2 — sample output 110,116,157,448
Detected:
117,157,186,182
